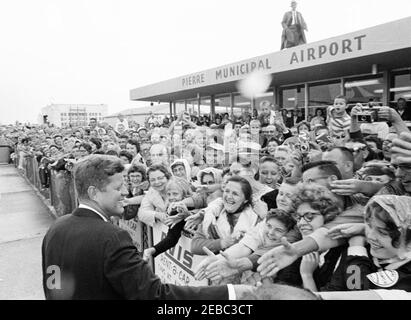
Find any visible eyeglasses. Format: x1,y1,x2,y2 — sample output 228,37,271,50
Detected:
294,212,321,223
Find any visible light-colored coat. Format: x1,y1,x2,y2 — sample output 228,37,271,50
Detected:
138,187,167,227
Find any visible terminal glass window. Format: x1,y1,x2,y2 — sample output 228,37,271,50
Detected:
175,101,186,115
344,75,384,105
233,94,251,120
200,96,212,117
390,71,411,106
215,95,231,117
280,85,305,110
186,99,198,116
309,81,341,107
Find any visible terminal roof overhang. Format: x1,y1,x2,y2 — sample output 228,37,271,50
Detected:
130,17,411,103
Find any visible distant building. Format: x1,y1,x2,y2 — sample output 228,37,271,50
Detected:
38,104,108,127
103,103,171,127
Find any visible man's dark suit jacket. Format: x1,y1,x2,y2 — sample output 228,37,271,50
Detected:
398,108,411,121
281,10,307,49
42,207,229,300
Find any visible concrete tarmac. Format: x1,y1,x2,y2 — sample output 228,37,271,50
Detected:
0,164,54,300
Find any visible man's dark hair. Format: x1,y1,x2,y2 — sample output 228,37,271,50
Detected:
118,134,129,140
74,155,124,200
302,160,342,180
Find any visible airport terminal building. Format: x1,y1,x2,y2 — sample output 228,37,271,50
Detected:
130,17,411,120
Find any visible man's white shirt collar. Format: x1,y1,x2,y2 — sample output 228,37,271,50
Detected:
78,204,108,222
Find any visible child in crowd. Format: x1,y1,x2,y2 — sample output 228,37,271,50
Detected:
326,95,351,135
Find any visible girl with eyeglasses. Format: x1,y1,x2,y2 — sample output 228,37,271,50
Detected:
291,183,352,292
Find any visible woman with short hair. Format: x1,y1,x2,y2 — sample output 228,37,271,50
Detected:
138,164,172,226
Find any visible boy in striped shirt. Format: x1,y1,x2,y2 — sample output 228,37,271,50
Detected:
326,95,351,134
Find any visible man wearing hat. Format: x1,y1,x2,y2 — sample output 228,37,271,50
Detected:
281,0,308,49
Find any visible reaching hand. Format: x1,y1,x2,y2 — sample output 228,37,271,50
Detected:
194,247,221,281
350,104,363,120
257,237,299,277
377,106,402,124
327,223,366,240
164,213,185,228
391,132,411,164
204,251,243,282
330,179,365,196
154,211,168,223
143,247,156,261
300,252,319,276
184,212,203,232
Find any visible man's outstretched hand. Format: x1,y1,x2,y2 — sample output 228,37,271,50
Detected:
257,237,299,277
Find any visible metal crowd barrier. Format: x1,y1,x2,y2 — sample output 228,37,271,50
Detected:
49,170,77,217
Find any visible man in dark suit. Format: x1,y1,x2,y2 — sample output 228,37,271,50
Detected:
281,0,308,49
396,97,411,121
42,154,251,299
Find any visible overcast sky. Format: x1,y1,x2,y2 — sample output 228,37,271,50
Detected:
0,0,410,125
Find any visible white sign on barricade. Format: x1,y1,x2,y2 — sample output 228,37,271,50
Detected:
118,218,144,253
152,222,209,286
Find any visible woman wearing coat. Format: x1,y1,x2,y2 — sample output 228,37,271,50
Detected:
191,176,260,256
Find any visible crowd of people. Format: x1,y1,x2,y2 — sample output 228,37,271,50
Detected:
2,94,411,298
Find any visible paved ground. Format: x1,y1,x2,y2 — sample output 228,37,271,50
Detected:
0,164,55,300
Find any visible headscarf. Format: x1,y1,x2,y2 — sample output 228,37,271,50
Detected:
196,167,223,185
170,158,192,181
366,195,411,264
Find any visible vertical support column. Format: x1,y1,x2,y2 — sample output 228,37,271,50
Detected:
304,83,309,121
251,96,256,117
169,102,173,118
210,95,215,120
340,78,346,96
272,87,279,109
184,100,188,112
230,93,235,119
197,93,201,116
173,101,177,116
382,70,390,106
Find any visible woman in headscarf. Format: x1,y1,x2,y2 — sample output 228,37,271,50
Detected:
170,167,223,210
326,195,411,292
